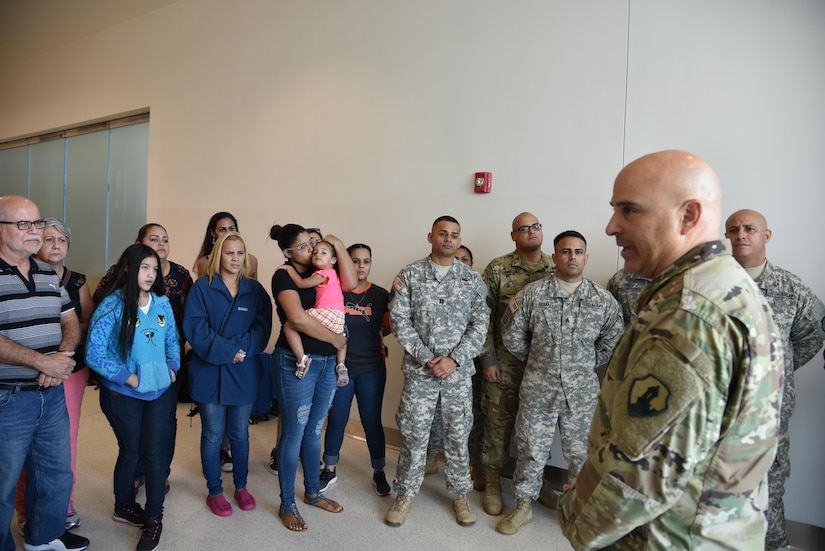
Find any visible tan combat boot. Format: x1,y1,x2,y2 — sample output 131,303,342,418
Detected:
537,478,558,510
495,499,533,535
385,495,411,527
470,457,485,491
453,493,476,526
482,466,502,515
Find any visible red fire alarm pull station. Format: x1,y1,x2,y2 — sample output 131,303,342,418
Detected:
474,172,492,193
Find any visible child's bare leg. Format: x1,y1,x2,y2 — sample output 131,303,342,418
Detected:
335,344,348,387
283,320,311,378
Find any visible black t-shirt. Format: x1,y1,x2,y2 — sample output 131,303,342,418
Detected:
271,265,336,357
343,283,389,376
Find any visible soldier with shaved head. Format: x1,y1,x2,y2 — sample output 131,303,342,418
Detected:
725,208,825,551
558,152,784,550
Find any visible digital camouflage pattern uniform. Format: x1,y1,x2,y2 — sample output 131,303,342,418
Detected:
558,242,784,550
479,250,553,470
752,260,825,549
390,257,489,496
607,269,650,328
502,275,623,501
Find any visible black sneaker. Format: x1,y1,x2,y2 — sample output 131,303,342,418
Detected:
136,516,162,551
23,530,89,551
319,468,337,492
269,448,278,476
220,447,233,473
373,469,391,497
113,502,146,527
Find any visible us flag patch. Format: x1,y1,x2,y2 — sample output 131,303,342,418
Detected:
392,277,405,292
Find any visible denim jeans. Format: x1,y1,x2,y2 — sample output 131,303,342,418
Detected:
198,401,253,496
323,368,386,470
99,385,176,519
0,386,71,551
273,347,337,505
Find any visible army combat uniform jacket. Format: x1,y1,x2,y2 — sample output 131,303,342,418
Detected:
390,257,489,376
502,275,623,414
558,242,783,550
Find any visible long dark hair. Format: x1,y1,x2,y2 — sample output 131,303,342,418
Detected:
196,212,239,261
101,244,166,361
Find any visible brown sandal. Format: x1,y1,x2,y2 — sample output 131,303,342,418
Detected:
304,492,343,513
279,502,307,532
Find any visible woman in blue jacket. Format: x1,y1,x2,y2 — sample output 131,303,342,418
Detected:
86,244,180,551
183,232,272,517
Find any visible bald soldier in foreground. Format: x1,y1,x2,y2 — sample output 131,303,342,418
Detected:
557,151,784,550
725,209,825,551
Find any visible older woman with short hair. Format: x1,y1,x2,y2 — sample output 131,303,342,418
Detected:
16,218,93,533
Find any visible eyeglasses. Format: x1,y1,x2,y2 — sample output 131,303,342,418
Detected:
515,222,542,233
308,237,320,246
284,240,311,252
0,219,47,230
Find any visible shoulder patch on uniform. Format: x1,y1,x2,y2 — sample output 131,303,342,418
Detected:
392,276,405,292
612,338,706,459
501,296,519,326
628,374,670,417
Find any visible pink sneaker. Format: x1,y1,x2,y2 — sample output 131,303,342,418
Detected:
206,494,233,517
234,489,257,511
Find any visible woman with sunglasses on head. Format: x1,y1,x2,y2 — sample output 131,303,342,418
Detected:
194,212,259,280
268,223,356,532
183,232,271,517
86,244,180,551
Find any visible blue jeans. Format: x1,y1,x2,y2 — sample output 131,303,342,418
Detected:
324,368,386,470
99,385,176,519
273,347,337,505
0,386,71,551
198,401,253,496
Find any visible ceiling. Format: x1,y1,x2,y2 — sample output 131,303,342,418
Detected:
0,0,179,67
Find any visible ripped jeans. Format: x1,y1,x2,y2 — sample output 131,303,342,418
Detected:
273,347,337,505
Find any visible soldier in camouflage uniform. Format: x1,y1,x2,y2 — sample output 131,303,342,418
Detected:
495,230,623,535
558,151,784,550
606,268,650,328
725,209,825,551
425,245,480,478
385,216,489,528
478,212,554,515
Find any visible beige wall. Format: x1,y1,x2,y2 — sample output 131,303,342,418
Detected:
2,0,824,526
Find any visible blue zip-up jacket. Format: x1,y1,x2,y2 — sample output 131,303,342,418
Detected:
86,290,180,400
183,274,272,406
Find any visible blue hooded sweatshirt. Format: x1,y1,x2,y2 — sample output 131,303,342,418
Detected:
86,290,180,400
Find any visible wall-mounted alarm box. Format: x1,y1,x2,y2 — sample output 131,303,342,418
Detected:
474,171,492,193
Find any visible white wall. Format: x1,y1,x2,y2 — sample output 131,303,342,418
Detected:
1,0,823,527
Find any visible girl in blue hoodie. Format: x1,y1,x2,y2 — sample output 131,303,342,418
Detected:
86,244,179,551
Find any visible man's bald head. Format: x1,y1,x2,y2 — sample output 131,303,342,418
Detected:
510,211,543,255
724,209,771,268
606,150,722,278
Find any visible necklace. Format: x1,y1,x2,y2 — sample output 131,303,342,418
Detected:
344,283,371,319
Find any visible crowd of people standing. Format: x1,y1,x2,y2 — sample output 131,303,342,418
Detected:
2,149,823,551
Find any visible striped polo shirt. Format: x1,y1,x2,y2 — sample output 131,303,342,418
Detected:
0,256,74,382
